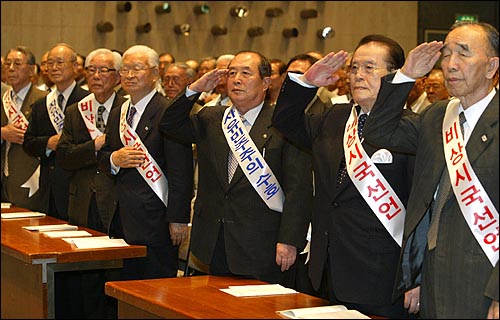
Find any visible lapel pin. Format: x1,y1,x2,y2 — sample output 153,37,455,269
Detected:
262,133,268,139
145,126,149,131
481,135,487,142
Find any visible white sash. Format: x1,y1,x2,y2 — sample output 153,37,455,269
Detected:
77,93,103,139
3,90,40,197
45,90,65,134
442,99,498,266
3,90,29,130
343,107,405,246
118,100,169,207
222,107,285,212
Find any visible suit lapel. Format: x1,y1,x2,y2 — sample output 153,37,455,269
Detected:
135,93,160,141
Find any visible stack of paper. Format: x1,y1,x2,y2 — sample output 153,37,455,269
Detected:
276,305,370,319
23,224,78,232
1,202,12,208
43,230,92,238
62,236,129,249
220,284,297,297
1,212,46,219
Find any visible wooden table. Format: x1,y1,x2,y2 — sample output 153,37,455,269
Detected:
105,275,330,319
1,205,147,319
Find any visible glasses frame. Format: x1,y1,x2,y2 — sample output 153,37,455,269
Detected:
2,60,31,69
119,66,155,77
85,66,117,75
347,64,389,76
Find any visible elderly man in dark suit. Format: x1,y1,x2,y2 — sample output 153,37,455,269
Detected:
97,45,193,281
363,22,499,319
272,35,420,318
159,50,313,286
23,43,89,219
1,46,47,211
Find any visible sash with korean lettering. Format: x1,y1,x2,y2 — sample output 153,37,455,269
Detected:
3,90,40,197
118,100,168,207
77,93,102,139
343,107,405,246
442,99,498,266
222,107,285,212
46,90,65,134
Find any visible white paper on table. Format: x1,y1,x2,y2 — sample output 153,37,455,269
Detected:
1,212,46,219
42,230,92,238
220,284,297,297
63,236,130,249
277,305,370,319
1,202,12,208
23,224,78,232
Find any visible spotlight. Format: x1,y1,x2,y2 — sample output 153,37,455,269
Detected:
136,23,152,34
282,28,299,38
230,6,249,18
247,27,264,38
265,8,283,18
155,3,171,14
116,1,132,12
211,25,228,36
96,21,114,33
193,4,210,15
317,27,335,39
174,24,191,36
300,9,319,19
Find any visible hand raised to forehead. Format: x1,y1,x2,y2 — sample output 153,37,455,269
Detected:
401,41,444,79
189,68,228,93
303,50,349,87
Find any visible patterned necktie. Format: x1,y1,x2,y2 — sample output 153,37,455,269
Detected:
228,116,247,182
57,93,64,110
336,113,367,190
96,105,106,133
427,111,466,249
127,106,137,127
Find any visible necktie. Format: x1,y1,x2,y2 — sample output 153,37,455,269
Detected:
57,93,64,110
427,112,466,249
228,116,247,182
127,106,137,127
96,105,106,133
336,113,367,190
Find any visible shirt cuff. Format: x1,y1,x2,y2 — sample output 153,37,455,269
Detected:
288,72,317,88
186,85,198,97
393,70,416,84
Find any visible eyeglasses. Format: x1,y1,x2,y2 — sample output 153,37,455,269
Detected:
85,66,117,75
424,84,444,90
2,60,30,69
119,65,155,76
347,64,388,76
46,59,74,68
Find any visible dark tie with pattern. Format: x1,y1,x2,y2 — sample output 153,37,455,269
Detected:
57,93,64,110
127,106,137,127
96,105,106,133
336,113,367,190
227,116,246,182
427,111,466,249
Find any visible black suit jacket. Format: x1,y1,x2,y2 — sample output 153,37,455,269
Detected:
272,75,415,306
23,85,89,218
363,74,499,318
159,90,313,277
1,85,47,211
57,93,126,232
97,92,193,247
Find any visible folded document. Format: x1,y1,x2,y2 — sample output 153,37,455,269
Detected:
220,284,297,297
277,305,370,319
2,212,46,219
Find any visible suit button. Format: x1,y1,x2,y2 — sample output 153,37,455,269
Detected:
96,169,101,174
324,231,328,237
331,202,339,208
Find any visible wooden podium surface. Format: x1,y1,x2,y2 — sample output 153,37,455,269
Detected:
1,205,147,319
105,275,330,319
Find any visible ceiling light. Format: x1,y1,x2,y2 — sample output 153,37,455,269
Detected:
116,1,132,12
317,27,335,39
300,9,319,19
211,25,228,36
265,8,283,18
230,6,249,18
174,24,191,36
247,27,264,37
282,28,299,38
96,21,114,33
155,3,171,14
136,23,152,34
193,4,210,15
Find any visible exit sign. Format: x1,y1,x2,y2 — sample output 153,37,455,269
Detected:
455,14,479,22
